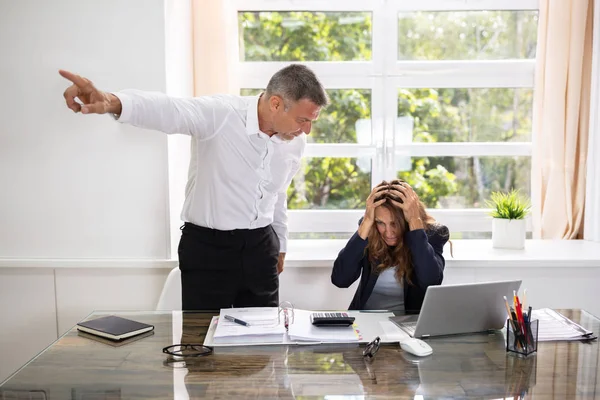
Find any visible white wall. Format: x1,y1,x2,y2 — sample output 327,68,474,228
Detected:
0,0,169,259
0,269,57,384
0,0,171,383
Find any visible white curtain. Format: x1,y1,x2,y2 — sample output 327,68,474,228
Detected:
191,0,239,96
531,0,594,239
584,0,600,242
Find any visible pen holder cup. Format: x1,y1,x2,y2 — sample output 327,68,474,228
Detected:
506,318,538,356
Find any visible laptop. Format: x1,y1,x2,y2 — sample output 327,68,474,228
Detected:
390,280,522,338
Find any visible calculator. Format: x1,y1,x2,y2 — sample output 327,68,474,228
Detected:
310,312,355,327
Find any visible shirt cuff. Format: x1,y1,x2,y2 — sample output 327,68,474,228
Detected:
110,92,132,123
278,236,287,253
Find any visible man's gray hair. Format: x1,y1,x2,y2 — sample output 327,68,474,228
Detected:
265,64,329,108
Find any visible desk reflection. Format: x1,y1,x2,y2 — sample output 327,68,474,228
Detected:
174,313,293,399
71,387,121,400
400,332,537,399
284,347,366,397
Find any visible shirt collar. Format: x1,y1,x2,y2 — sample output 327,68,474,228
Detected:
246,94,287,144
245,94,261,137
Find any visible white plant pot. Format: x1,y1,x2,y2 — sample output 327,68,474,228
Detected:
492,218,526,249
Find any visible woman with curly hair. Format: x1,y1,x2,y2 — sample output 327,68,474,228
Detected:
331,179,449,313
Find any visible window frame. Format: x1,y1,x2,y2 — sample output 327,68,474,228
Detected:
230,0,538,235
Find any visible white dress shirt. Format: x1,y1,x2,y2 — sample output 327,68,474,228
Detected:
113,90,305,252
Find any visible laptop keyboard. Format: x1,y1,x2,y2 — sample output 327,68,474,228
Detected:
400,321,417,335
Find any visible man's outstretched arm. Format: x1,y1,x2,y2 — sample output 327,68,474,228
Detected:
59,69,222,138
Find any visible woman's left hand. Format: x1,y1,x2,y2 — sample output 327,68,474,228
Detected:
387,182,424,230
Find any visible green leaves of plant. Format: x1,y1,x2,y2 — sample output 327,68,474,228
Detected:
486,189,531,220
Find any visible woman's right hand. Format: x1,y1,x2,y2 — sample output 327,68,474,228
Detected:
358,185,388,239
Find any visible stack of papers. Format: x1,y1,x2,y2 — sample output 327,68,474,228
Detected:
213,307,286,345
205,308,367,346
532,308,595,341
287,310,361,343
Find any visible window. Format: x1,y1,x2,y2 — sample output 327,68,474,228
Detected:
232,0,538,239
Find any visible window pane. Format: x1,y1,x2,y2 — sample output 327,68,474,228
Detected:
451,232,533,239
238,12,372,61
398,10,538,60
289,232,354,240
242,89,372,144
397,156,530,208
288,157,371,210
398,88,533,142
451,232,493,239
241,89,262,96
290,231,534,240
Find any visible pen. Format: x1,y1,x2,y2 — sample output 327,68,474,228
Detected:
504,296,522,350
526,305,534,346
522,312,530,346
224,315,251,327
510,307,526,349
514,291,526,332
504,296,517,330
515,299,526,339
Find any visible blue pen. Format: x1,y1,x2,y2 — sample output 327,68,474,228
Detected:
224,315,251,327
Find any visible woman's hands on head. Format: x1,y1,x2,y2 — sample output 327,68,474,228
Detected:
358,180,425,239
358,185,388,239
387,181,425,230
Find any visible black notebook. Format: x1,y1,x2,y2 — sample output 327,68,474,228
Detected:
76,315,154,341
77,329,155,347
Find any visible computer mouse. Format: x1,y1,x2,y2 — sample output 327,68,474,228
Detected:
399,338,433,357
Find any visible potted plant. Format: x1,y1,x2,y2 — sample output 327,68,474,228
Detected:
486,189,531,249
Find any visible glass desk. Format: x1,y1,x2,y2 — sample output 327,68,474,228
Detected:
1,309,599,399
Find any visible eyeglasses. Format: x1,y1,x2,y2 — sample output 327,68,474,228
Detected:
162,344,213,358
363,336,381,359
363,336,380,384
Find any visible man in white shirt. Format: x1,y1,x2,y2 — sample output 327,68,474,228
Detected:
59,64,328,310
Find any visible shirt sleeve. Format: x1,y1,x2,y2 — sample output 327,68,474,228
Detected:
404,224,449,289
112,90,229,140
331,231,369,288
271,160,301,253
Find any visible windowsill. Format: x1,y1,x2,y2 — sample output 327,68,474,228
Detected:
285,239,600,268
1,239,599,269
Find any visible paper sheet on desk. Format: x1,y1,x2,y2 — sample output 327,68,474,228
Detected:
213,307,286,344
205,309,405,346
288,310,361,343
205,317,289,347
531,308,594,341
204,316,361,347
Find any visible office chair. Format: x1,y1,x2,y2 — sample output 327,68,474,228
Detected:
156,267,182,310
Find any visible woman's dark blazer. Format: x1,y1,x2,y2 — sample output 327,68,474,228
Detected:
331,220,449,313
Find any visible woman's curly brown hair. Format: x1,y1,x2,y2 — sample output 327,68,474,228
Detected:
366,179,437,285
